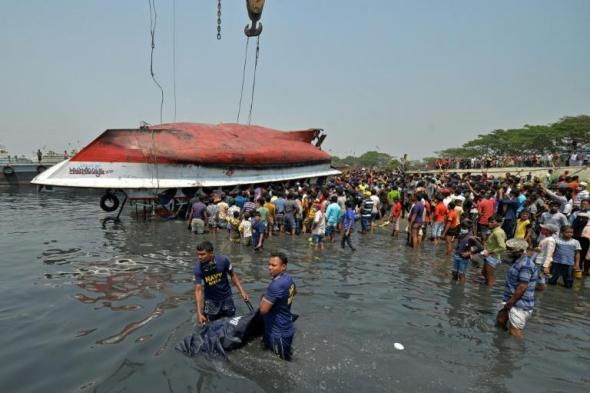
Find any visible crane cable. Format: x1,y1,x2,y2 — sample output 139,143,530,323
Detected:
172,0,177,122
247,36,260,125
148,0,164,125
148,0,162,191
236,37,250,122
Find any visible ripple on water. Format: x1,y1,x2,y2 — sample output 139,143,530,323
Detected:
2,190,590,393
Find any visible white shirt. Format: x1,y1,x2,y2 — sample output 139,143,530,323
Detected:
228,205,241,218
452,194,466,205
535,236,556,267
239,219,252,238
312,210,326,235
370,195,380,214
443,196,453,207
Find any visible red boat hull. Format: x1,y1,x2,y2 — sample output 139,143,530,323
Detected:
72,123,331,168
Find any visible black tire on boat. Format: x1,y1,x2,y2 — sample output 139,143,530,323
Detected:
100,193,120,212
36,165,47,173
3,166,15,176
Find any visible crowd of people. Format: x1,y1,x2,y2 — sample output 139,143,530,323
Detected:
431,152,590,170
184,166,590,358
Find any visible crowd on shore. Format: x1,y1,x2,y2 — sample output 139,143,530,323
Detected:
431,152,590,170
184,166,590,358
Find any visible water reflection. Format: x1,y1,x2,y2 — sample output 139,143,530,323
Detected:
71,262,193,345
480,333,525,393
2,189,588,393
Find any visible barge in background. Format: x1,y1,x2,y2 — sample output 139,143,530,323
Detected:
1,146,67,186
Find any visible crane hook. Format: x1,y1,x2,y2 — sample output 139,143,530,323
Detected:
244,0,265,37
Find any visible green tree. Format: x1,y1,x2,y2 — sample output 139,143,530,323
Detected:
437,115,590,159
552,115,590,151
357,151,392,168
331,151,398,169
436,147,476,158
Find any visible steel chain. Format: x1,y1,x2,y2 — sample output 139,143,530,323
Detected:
216,0,221,40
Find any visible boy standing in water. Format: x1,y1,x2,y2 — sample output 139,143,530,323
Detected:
341,200,356,251
480,214,507,287
259,252,296,360
239,213,252,246
443,201,460,255
389,197,402,237
408,193,425,248
311,199,326,250
227,211,241,243
452,220,483,284
325,195,341,243
514,210,532,246
432,195,447,246
193,241,249,325
252,211,266,251
548,225,581,288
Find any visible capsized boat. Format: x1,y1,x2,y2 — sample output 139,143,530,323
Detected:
31,122,340,214
32,122,338,188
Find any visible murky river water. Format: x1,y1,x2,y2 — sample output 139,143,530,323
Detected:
1,188,589,393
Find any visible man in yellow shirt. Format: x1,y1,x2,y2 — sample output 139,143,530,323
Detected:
480,214,507,287
263,196,276,238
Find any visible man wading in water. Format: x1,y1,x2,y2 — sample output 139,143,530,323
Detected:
497,239,536,337
451,219,483,284
193,241,249,325
259,252,296,360
479,214,507,287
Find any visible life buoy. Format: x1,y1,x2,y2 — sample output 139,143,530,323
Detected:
36,165,47,174
100,192,120,212
3,166,15,176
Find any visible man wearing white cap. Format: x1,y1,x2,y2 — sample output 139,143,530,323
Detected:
497,239,536,337
573,181,589,209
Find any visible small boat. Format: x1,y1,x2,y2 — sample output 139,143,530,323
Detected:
31,122,339,214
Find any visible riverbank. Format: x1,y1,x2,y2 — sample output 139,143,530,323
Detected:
411,165,590,181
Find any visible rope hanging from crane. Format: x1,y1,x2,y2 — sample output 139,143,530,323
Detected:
248,36,260,125
236,37,250,122
148,0,164,125
172,0,177,122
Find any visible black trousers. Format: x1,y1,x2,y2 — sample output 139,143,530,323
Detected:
341,233,355,250
548,263,573,288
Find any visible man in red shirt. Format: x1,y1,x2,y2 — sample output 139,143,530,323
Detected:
443,201,461,255
477,191,495,242
432,195,447,246
389,199,402,237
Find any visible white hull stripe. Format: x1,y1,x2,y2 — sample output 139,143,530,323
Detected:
31,160,340,188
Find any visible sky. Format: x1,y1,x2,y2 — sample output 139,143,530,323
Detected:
1,0,589,160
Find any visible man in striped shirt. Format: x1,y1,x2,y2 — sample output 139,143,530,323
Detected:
497,239,536,337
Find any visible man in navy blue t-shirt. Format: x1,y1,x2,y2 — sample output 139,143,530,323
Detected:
251,211,266,251
259,252,296,360
193,241,249,325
